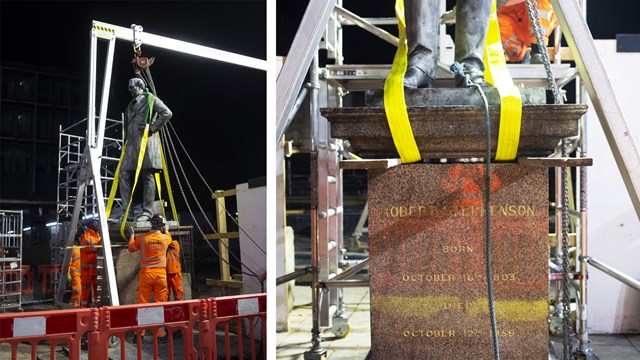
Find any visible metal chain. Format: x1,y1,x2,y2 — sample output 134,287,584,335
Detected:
561,139,574,359
143,67,157,96
524,0,564,104
161,125,261,280
166,122,265,254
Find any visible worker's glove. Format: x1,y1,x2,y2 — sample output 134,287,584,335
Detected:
125,226,135,240
67,274,72,283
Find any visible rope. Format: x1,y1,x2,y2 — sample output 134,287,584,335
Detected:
524,0,564,104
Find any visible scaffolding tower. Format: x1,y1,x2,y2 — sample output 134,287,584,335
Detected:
0,210,23,312
276,0,640,359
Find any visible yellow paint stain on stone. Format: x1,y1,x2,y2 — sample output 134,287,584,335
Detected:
372,294,547,322
371,294,459,318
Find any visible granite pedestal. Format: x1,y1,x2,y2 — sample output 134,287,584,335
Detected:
368,163,549,359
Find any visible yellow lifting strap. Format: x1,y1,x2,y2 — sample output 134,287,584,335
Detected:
119,125,151,240
484,0,522,161
105,127,179,239
155,172,165,219
385,0,522,162
105,143,125,219
384,0,422,164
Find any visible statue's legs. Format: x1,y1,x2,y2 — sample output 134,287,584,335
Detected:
403,0,440,88
119,170,134,220
140,170,156,220
454,0,492,87
118,169,155,221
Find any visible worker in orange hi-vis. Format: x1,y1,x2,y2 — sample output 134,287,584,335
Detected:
80,218,101,307
166,239,184,301
67,237,82,308
497,0,558,64
127,214,170,339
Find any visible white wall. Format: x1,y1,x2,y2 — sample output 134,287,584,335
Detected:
587,40,640,333
236,182,267,295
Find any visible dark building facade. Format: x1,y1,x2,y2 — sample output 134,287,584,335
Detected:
0,62,86,257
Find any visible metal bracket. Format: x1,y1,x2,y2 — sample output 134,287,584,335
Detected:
131,24,144,53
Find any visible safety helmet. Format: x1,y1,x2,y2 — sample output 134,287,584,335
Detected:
150,214,166,230
83,218,99,231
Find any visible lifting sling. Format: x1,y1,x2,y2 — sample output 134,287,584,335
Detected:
384,0,523,162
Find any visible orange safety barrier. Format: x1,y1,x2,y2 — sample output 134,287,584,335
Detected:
91,299,202,360
0,293,267,359
0,307,98,360
21,264,33,295
37,264,61,297
1,265,21,295
200,293,267,360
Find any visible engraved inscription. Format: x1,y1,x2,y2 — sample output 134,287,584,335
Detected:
442,245,473,253
402,330,456,337
383,204,536,218
402,274,456,282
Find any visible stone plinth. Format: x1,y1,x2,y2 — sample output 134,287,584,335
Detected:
322,104,586,159
368,163,548,359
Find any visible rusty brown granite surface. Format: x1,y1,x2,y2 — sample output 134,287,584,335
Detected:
322,104,586,159
368,163,549,360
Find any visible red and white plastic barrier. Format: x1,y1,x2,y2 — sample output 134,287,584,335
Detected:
0,307,97,359
200,294,267,360
0,293,266,360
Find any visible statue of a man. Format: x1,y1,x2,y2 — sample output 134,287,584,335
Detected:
403,0,492,88
119,78,172,222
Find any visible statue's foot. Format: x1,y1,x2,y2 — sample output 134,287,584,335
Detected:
403,65,435,89
530,53,544,64
136,211,153,222
454,66,487,88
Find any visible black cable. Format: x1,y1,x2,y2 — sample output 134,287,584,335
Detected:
452,61,500,360
166,122,266,255
474,81,500,360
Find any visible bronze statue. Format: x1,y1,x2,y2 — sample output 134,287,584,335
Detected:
404,0,492,88
119,78,172,222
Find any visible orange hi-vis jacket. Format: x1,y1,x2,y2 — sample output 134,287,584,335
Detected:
498,0,558,62
80,229,101,276
68,246,81,277
128,230,171,274
166,240,181,274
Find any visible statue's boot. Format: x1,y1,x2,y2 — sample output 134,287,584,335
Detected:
454,0,492,88
403,0,439,88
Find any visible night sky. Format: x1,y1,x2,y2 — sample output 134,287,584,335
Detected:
2,0,640,211
277,1,640,63
1,1,267,210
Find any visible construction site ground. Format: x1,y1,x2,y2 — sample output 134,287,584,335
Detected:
276,285,640,360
